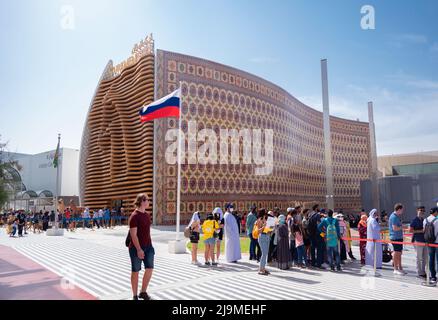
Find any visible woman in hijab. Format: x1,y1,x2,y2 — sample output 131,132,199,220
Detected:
188,212,201,265
276,215,291,270
358,214,368,265
365,209,383,269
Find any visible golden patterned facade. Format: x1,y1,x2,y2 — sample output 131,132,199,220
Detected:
80,39,372,224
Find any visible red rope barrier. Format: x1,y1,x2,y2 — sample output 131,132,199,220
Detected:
341,237,438,248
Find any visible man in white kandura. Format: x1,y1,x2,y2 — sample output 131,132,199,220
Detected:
223,203,242,263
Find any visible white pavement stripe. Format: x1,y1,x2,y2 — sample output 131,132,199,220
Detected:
15,245,126,295
14,246,107,297
218,275,291,300
17,243,132,290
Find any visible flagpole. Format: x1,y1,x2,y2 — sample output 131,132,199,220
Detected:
55,133,60,230
176,81,182,240
47,134,63,236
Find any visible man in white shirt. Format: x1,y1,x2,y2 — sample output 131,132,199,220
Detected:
82,208,90,229
423,207,438,282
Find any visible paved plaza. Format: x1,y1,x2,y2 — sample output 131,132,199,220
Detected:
0,226,437,300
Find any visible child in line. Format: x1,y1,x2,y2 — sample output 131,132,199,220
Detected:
293,223,306,268
202,213,219,266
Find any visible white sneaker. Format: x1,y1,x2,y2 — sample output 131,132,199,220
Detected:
394,270,405,276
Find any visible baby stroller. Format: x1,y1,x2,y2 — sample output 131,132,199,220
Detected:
382,243,392,263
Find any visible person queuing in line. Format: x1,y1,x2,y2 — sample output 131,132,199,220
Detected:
365,209,383,269
9,216,18,237
82,207,90,229
188,211,201,265
202,212,219,266
42,211,50,231
335,213,348,264
32,211,42,233
96,208,104,229
423,207,438,282
318,209,342,272
308,204,325,269
301,209,312,267
128,193,154,300
276,214,290,270
224,203,241,263
343,212,357,261
17,211,26,237
256,209,271,275
267,208,279,265
103,207,111,229
410,206,427,279
358,214,368,265
293,216,306,268
389,203,407,275
65,207,73,231
286,208,297,266
213,207,224,262
246,205,260,262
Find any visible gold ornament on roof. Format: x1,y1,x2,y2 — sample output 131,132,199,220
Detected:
105,33,154,80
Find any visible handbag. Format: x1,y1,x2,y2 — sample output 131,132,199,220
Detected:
125,232,131,247
252,223,260,239
184,227,192,238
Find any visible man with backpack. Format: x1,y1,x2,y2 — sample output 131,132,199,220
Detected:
308,204,325,269
423,207,438,282
318,209,342,272
410,206,427,278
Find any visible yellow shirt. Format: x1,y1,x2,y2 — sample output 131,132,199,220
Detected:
202,220,219,239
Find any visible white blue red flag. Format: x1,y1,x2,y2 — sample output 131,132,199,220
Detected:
139,88,180,122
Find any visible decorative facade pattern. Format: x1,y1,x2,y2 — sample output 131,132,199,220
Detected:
81,41,371,224
154,50,371,224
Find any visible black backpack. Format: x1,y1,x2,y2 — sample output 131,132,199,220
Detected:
307,212,319,236
424,217,438,244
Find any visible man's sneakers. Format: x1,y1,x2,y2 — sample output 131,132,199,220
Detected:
139,292,152,300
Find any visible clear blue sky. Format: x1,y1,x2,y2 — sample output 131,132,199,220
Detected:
1,0,437,156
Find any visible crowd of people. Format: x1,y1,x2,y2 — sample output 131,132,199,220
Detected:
0,206,130,236
184,202,438,282
187,204,361,274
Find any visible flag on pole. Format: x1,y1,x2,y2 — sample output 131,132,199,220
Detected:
53,138,60,168
139,88,180,122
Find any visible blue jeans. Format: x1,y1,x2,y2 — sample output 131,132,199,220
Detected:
327,245,341,268
290,239,297,264
129,245,155,272
258,233,270,270
428,246,438,279
249,234,260,260
296,245,305,265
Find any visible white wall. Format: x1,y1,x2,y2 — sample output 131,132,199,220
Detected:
61,148,79,196
9,148,79,196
